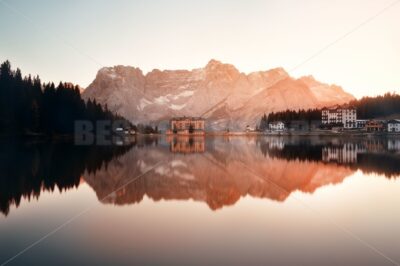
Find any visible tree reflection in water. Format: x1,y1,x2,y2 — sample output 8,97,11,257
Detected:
0,140,132,216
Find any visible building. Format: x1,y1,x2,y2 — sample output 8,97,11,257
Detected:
387,119,400,132
321,107,357,128
269,121,285,131
365,120,385,132
356,119,368,129
167,117,205,135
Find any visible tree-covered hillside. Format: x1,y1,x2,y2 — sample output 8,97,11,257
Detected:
0,60,132,136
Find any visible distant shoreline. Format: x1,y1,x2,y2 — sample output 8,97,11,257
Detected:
3,131,400,140
203,131,400,137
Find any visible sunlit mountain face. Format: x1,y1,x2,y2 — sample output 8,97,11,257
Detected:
82,60,354,130
2,136,399,216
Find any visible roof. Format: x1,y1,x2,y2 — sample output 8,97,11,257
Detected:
387,119,400,124
366,120,386,124
170,116,205,121
269,121,284,125
322,106,356,111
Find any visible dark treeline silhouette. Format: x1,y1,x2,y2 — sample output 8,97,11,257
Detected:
349,93,400,119
259,93,400,126
0,141,133,216
257,139,323,162
355,153,400,178
136,124,159,134
259,109,321,130
0,60,159,136
259,114,268,131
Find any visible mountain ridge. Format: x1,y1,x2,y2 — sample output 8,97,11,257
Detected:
82,59,355,130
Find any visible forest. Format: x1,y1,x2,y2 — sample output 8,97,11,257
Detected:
0,60,158,136
259,109,321,131
349,93,400,119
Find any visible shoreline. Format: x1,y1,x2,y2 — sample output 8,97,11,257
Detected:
2,131,400,141
203,131,400,137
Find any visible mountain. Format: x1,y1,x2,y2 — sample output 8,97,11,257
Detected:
82,59,355,130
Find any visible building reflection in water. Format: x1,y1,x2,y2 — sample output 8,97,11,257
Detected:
167,135,205,154
322,143,365,164
388,139,400,151
322,138,400,164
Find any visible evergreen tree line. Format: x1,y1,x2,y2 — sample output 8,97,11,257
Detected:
349,92,400,119
259,109,321,130
259,92,400,129
136,124,159,134
0,60,124,135
0,60,158,136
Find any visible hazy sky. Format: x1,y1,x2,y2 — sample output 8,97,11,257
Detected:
0,0,399,98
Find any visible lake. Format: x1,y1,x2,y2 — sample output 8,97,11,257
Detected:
1,136,400,266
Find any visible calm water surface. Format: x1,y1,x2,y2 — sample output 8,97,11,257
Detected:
1,136,400,266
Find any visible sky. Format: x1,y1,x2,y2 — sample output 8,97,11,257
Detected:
0,0,399,98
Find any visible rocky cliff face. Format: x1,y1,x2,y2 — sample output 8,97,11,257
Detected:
82,60,355,130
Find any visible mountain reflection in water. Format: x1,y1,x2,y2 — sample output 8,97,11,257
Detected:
84,136,400,210
1,136,400,215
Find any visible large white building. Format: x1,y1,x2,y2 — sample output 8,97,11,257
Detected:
269,121,285,131
321,107,357,128
387,120,400,132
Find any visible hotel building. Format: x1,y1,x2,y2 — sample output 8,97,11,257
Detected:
321,107,357,128
167,117,205,135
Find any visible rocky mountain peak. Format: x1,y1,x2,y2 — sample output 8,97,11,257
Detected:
268,67,289,76
204,59,240,82
97,65,143,79
300,75,316,81
82,59,356,130
205,59,223,69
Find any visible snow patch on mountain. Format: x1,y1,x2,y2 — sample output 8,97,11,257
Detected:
170,103,186,110
154,96,169,104
171,160,187,168
138,98,152,111
172,90,194,99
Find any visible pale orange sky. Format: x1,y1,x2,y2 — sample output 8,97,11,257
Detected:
0,0,399,98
